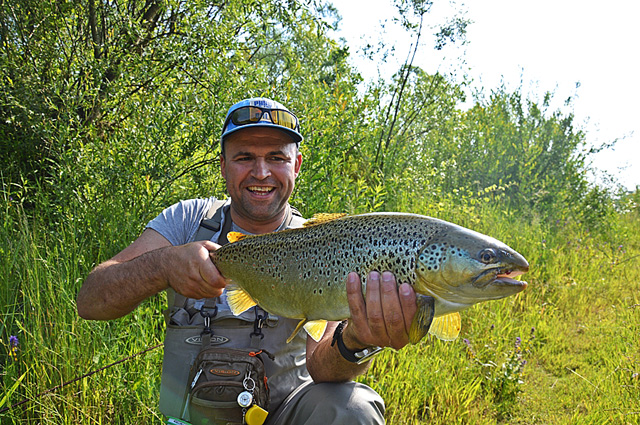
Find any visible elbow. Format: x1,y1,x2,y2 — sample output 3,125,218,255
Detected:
76,281,108,320
76,290,96,320
76,299,91,320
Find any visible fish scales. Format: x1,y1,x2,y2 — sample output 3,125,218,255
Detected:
210,212,529,343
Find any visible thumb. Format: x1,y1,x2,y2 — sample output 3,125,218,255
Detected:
203,241,221,252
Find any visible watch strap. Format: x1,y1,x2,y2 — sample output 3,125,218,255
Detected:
331,320,383,364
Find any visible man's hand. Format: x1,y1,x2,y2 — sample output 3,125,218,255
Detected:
77,228,228,320
305,270,418,383
343,271,417,350
166,240,228,299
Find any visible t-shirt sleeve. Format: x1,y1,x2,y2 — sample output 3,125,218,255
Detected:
146,197,216,246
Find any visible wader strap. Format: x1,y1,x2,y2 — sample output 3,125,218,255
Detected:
192,199,228,243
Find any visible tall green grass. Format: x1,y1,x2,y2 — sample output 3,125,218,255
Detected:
1,192,638,424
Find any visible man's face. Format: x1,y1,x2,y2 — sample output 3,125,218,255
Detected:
220,127,302,229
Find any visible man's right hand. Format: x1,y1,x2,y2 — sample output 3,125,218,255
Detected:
166,240,228,299
77,228,227,320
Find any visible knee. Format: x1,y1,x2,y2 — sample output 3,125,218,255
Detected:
301,382,385,424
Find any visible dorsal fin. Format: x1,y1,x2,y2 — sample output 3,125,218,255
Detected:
303,213,347,227
227,231,249,243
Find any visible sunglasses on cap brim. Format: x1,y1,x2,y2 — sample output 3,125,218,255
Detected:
223,106,299,132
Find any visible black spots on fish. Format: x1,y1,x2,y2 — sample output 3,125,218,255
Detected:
419,243,448,272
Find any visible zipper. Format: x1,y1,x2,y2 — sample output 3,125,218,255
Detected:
181,368,203,419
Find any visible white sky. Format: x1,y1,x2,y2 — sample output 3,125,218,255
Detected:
333,0,639,191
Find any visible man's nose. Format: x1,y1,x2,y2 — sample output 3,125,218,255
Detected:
251,158,271,179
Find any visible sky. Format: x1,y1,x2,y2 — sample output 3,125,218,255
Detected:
332,0,639,191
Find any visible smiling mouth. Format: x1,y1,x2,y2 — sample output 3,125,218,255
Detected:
247,186,274,195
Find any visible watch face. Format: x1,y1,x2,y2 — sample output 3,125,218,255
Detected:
237,391,253,408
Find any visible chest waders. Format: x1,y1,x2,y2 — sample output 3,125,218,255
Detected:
158,200,309,423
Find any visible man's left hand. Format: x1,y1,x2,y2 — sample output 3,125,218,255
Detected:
343,271,417,351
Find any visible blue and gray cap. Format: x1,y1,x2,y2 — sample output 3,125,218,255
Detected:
220,97,303,147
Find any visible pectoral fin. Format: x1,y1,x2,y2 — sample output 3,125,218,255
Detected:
428,312,461,341
226,284,257,316
408,294,435,344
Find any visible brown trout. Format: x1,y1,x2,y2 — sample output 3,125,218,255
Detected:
210,213,529,343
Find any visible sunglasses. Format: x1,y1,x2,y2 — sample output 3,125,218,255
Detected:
223,106,300,132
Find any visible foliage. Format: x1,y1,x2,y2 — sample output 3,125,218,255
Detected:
1,0,637,423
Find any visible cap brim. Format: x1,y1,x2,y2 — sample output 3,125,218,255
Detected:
221,124,303,144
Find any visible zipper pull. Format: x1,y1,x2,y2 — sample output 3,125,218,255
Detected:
190,368,203,390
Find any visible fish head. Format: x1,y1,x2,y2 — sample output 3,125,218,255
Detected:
414,224,529,313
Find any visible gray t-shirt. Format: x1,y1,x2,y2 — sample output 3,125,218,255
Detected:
146,196,222,245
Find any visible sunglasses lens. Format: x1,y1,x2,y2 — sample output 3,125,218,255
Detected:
270,110,297,129
231,107,264,125
227,106,298,133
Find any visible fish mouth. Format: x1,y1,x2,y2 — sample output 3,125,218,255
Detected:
473,265,529,291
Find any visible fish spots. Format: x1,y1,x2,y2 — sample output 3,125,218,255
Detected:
419,241,453,272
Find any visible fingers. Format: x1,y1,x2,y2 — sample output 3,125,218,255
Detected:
378,272,408,348
398,282,417,332
345,272,368,347
345,271,417,350
167,241,227,299
365,272,387,341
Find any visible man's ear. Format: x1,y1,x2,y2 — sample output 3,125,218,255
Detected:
294,151,302,177
220,154,226,179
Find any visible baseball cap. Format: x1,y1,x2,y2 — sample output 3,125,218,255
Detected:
220,97,303,147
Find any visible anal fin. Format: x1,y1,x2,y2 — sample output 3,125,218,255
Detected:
285,319,328,343
286,319,308,343
303,320,328,342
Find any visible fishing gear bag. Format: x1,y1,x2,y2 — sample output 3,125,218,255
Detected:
185,344,271,424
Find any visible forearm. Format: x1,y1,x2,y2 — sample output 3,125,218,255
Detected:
306,321,371,383
77,247,171,320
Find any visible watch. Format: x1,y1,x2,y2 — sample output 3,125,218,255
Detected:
331,321,383,364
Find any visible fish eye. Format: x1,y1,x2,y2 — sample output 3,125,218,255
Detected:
479,248,497,264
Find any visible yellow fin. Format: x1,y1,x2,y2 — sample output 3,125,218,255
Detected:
303,320,328,342
428,312,461,341
226,284,257,315
285,319,328,343
286,319,308,343
227,231,249,243
303,213,347,227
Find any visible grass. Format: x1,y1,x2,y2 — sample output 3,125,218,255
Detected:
1,193,639,424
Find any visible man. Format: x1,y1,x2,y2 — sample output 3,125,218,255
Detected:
77,97,418,424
